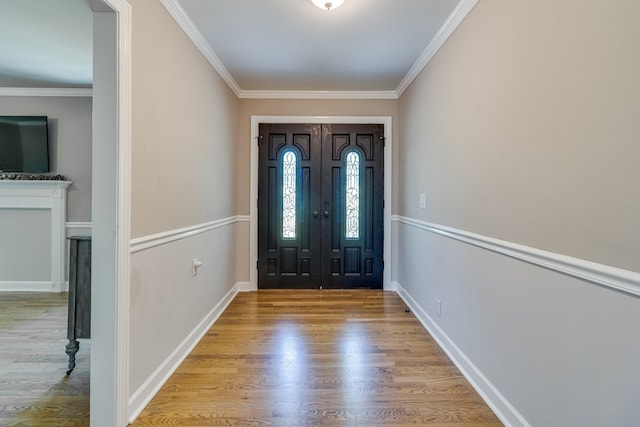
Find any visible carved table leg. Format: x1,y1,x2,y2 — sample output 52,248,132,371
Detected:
66,339,80,375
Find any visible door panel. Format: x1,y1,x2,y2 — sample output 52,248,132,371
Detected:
258,124,322,289
321,124,384,289
258,123,383,289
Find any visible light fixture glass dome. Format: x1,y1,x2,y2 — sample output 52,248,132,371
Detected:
311,0,345,11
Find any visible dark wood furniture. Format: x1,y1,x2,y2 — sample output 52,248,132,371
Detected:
66,235,91,375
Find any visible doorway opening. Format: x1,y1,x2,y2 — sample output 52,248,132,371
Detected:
258,123,384,289
250,116,393,291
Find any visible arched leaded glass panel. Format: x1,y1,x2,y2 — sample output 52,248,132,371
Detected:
282,150,297,239
345,151,360,239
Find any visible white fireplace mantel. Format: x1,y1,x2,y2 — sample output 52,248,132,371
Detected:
0,180,71,292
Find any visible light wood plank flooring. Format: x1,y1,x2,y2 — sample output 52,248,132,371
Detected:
132,290,502,426
0,292,90,427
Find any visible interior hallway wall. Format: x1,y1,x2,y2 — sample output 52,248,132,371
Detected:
0,96,92,289
0,96,92,222
399,0,640,272
127,0,240,416
396,0,640,425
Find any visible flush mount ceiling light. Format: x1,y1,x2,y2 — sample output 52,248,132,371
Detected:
311,0,345,11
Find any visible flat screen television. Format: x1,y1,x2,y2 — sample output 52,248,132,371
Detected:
0,116,50,173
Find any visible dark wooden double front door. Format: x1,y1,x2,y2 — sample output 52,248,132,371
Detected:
258,123,384,289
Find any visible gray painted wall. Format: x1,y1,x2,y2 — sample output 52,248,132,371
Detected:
396,0,640,425
127,1,239,419
0,95,92,222
398,0,640,273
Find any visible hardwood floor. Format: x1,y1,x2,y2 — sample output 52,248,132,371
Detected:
0,292,90,427
0,290,502,426
132,290,502,426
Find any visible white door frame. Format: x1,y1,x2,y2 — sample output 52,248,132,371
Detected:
250,115,393,291
87,0,131,425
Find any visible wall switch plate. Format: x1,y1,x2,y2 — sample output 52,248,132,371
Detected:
419,193,426,209
435,298,442,317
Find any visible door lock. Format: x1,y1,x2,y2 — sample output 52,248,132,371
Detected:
323,210,329,218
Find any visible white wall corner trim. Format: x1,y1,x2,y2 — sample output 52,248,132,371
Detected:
128,283,240,423
395,0,479,97
159,0,242,97
130,216,242,254
395,282,530,427
116,1,133,424
92,0,133,425
392,215,640,298
235,281,253,292
0,87,93,97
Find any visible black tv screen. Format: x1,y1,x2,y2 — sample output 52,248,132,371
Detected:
0,116,50,173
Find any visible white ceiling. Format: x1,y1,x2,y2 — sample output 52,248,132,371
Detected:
0,0,93,88
0,0,475,97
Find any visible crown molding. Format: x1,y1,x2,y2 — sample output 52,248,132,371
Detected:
161,0,477,101
159,0,242,97
395,0,479,97
0,87,93,97
238,90,398,100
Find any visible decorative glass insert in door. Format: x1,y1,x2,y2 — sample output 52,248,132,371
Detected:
345,151,360,239
282,150,297,239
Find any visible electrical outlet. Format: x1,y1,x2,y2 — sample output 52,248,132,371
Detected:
435,298,442,317
192,258,202,276
419,193,426,209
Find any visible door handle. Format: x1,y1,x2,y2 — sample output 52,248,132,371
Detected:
323,210,329,218
313,211,319,218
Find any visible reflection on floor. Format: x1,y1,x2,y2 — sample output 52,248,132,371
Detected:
0,292,90,427
131,290,503,426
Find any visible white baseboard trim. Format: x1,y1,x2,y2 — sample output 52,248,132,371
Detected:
387,280,399,292
0,281,62,292
395,282,530,427
128,283,240,423
393,215,640,298
235,281,254,292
